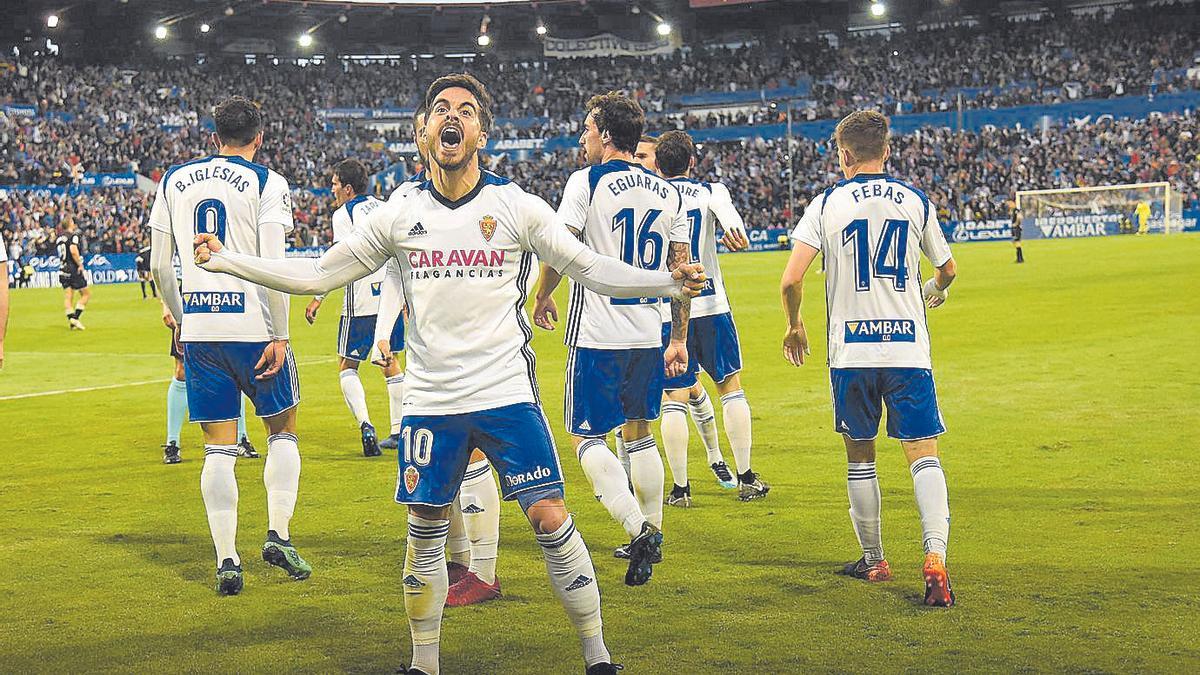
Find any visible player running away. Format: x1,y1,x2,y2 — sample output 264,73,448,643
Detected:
150,96,310,595
304,158,403,458
192,74,707,675
780,110,958,607
55,217,91,330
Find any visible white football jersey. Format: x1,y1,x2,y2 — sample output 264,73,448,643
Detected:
667,178,744,319
791,173,952,370
149,155,294,342
559,159,689,349
333,195,387,318
346,171,603,416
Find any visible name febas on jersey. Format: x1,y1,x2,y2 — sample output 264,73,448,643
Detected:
334,195,387,318
348,171,563,416
560,158,689,349
149,155,294,342
792,173,953,369
668,178,741,318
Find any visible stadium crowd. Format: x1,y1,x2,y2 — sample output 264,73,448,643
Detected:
3,110,1195,258
0,7,1195,189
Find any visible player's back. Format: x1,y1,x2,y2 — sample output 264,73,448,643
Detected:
794,173,952,370
333,195,386,318
668,178,740,319
150,154,293,342
560,158,687,349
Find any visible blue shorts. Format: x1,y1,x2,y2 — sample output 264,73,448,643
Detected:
338,314,404,362
661,312,744,390
565,346,663,436
830,367,946,441
396,402,563,507
182,342,300,423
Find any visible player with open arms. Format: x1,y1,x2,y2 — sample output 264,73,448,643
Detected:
149,96,310,595
653,130,769,506
55,217,91,330
780,110,958,607
192,74,706,675
533,93,689,583
303,158,400,458
376,101,506,606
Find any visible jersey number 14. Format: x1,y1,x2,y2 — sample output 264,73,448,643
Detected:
841,218,909,292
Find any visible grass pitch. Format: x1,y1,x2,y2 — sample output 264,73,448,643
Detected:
1,234,1198,673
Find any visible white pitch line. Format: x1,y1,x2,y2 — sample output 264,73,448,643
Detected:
0,357,339,401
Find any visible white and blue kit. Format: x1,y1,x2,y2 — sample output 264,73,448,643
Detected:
328,195,405,361
791,172,953,441
661,178,746,390
149,154,298,423
559,159,689,436
351,172,567,508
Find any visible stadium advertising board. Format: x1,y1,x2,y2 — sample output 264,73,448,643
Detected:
18,253,140,287
544,33,679,58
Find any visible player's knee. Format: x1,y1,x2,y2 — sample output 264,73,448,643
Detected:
173,362,186,381
902,439,939,464
716,373,742,394
520,489,567,533
843,437,876,463
264,406,297,436
409,503,451,522
468,448,487,462
339,358,359,372
623,420,651,439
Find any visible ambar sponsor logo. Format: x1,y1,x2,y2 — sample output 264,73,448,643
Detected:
844,319,917,343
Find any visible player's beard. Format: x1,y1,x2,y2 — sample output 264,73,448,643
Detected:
434,146,475,173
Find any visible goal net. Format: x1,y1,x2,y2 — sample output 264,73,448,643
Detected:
1016,182,1184,235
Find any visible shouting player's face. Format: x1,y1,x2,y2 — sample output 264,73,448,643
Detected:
580,111,605,164
427,87,487,172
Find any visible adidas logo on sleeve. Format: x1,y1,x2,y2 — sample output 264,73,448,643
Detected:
408,222,428,237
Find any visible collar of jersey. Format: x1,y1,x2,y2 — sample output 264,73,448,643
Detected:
848,172,889,182
420,170,508,210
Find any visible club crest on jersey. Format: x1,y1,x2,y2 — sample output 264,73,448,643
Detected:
182,291,246,314
844,319,916,343
479,215,497,242
404,465,420,493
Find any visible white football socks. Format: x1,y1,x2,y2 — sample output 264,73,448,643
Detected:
625,435,665,530
660,401,690,488
263,433,301,540
460,460,501,584
338,369,371,426
536,516,609,668
720,390,753,476
405,514,449,675
386,373,405,435
910,456,950,559
577,438,646,538
445,501,471,568
165,378,188,445
200,446,239,565
847,462,884,564
614,430,631,478
688,390,724,465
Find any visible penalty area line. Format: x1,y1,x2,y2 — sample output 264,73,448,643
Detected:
0,357,339,401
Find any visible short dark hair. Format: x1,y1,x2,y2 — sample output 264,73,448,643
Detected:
212,96,263,147
655,130,695,177
424,73,493,132
333,158,370,195
639,134,657,145
586,92,645,154
835,110,889,163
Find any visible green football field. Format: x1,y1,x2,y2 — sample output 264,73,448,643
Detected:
1,234,1198,673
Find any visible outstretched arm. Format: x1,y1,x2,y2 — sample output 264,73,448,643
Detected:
373,259,405,361
256,222,291,340
195,233,386,297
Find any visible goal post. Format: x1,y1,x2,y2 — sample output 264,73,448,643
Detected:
1016,182,1183,236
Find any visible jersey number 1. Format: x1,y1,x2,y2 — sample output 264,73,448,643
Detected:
841,218,909,292
193,198,228,244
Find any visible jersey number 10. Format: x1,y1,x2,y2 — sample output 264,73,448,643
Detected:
841,218,909,292
193,198,228,245
610,207,664,306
